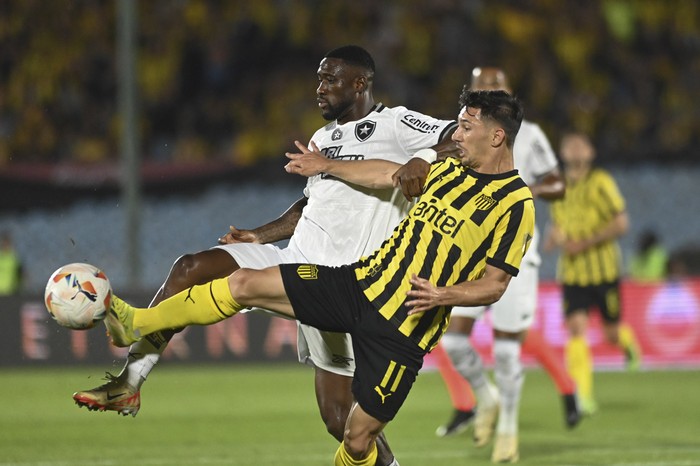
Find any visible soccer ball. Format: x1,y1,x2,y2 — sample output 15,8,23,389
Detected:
44,263,112,330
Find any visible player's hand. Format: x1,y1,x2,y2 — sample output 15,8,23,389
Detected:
392,158,430,200
563,239,590,255
218,226,261,244
284,140,328,177
405,274,442,315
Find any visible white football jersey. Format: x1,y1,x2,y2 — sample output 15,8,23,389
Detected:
513,119,559,266
288,103,456,264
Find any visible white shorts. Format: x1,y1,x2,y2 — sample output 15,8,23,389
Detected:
214,242,355,377
450,261,538,333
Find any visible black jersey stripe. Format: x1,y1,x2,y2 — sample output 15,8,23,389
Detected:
424,162,463,195
359,220,414,289
458,228,496,283
409,307,440,343
492,199,525,263
369,221,426,310
437,242,463,287
424,307,450,349
451,176,492,210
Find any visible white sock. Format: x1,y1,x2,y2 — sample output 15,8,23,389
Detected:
493,339,524,435
119,332,169,389
441,333,497,406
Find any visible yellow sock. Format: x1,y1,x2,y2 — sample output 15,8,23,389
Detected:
618,323,639,352
134,277,242,335
565,336,593,402
618,322,642,370
334,441,377,466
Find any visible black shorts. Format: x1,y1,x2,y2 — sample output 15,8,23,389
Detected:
279,263,426,423
562,280,621,323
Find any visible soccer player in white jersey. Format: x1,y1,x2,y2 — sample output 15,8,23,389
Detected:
72,45,456,466
431,67,567,463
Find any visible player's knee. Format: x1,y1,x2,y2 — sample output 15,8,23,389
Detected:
228,268,258,304
168,253,202,288
342,430,373,461
319,404,348,442
324,417,345,442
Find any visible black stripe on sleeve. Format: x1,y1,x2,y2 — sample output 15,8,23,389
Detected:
492,199,526,264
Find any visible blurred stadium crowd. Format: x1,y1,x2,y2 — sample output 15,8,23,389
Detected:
1,0,699,167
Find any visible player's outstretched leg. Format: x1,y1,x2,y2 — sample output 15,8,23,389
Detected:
617,322,642,371
522,329,581,428
441,333,499,447
432,343,476,437
491,339,523,463
74,249,240,415
565,335,596,415
104,276,243,347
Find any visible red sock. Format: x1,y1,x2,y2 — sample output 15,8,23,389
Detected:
523,329,576,395
433,343,476,411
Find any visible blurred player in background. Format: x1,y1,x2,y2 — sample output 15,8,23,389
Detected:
101,88,536,466
544,130,641,415
73,44,456,466
0,231,23,296
628,229,668,281
431,67,574,463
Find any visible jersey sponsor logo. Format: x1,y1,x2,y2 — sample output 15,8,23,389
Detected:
474,193,497,210
413,197,466,238
401,114,440,134
320,145,365,162
332,128,343,140
319,146,366,179
321,145,343,157
296,265,318,280
355,120,376,141
374,360,406,404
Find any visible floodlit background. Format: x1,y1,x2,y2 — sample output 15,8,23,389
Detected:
1,0,699,291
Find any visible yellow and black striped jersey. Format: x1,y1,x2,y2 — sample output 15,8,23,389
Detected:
550,168,626,286
352,157,535,351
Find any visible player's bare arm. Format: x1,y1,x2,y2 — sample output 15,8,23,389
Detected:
563,211,629,255
393,130,459,200
404,264,513,315
285,140,399,188
218,197,307,245
529,168,565,201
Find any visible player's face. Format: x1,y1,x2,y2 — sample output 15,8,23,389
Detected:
316,58,361,123
452,106,494,169
560,134,595,168
470,68,510,92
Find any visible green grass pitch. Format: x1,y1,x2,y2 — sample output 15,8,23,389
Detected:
1,364,699,465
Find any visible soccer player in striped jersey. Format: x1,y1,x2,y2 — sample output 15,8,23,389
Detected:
431,68,579,462
544,131,641,415
73,45,456,466
101,89,535,466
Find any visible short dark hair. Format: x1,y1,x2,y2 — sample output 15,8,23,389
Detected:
324,45,375,74
458,88,523,148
